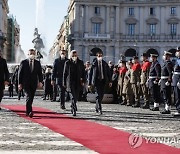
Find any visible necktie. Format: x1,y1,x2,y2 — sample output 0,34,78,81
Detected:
30,60,33,72
98,61,102,80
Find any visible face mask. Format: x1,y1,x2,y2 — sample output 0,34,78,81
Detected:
29,54,35,60
72,57,77,61
176,52,180,58
97,57,103,61
140,57,144,62
61,54,65,59
118,63,123,67
149,57,153,62
162,55,166,61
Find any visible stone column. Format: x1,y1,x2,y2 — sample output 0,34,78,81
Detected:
115,6,120,38
74,4,80,37
106,6,110,34
85,5,89,33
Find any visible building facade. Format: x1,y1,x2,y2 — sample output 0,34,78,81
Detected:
6,15,21,62
0,0,9,54
50,0,180,64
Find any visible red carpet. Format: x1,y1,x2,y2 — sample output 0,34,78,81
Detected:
2,105,180,154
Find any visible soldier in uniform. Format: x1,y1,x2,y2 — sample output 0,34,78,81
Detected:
140,53,151,109
172,47,180,116
130,56,141,107
160,51,173,114
117,60,128,105
148,54,161,111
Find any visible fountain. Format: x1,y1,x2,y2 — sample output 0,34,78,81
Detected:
34,0,48,63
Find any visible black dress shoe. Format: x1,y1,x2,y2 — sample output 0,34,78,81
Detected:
95,107,99,113
132,103,140,108
142,104,150,109
161,110,171,114
150,107,159,111
99,110,103,115
29,112,34,118
61,106,66,110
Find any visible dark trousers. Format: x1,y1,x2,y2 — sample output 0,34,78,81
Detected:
0,89,3,103
150,84,161,103
18,89,24,100
52,84,57,101
9,91,13,97
58,85,66,107
174,86,180,112
70,85,80,110
24,86,36,114
95,80,105,111
162,86,172,106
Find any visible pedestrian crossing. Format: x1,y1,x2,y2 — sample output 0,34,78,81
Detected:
0,108,97,153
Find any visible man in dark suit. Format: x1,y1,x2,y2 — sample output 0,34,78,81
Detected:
88,51,112,115
63,50,85,116
52,50,68,109
0,51,9,110
18,49,43,117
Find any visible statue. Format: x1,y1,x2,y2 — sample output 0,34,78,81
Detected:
32,28,45,60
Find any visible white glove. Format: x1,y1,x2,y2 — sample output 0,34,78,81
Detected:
177,82,180,89
153,80,158,84
158,79,161,86
146,79,149,87
165,81,170,86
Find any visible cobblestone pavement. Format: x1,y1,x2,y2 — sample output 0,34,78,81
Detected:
0,96,180,153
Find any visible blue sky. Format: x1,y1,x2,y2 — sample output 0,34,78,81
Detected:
8,0,69,54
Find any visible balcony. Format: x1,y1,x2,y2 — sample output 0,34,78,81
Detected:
84,33,111,39
119,34,180,42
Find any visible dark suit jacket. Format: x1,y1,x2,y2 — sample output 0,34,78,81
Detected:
18,59,43,90
0,57,9,90
88,59,111,86
52,57,68,85
63,58,86,92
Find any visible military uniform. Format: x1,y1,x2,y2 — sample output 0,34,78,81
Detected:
149,58,161,111
140,60,151,109
117,66,128,105
160,52,173,114
172,56,180,116
130,61,141,107
122,69,133,106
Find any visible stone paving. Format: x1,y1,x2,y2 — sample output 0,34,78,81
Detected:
0,96,180,153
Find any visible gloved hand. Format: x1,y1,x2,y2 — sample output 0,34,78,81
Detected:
177,82,180,89
153,80,158,84
146,79,149,87
165,81,170,86
158,79,161,86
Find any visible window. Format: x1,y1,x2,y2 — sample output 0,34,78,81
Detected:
170,24,177,35
150,7,155,15
93,23,101,34
128,8,134,16
171,7,176,15
150,24,156,35
95,7,100,15
128,24,135,35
